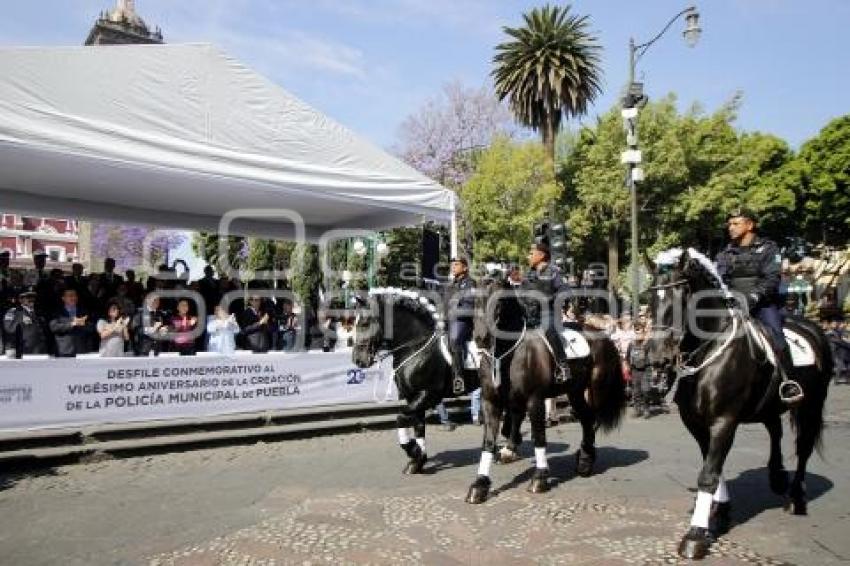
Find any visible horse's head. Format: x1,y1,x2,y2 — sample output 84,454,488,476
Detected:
352,288,441,368
645,247,732,371
474,276,525,350
352,294,382,368
645,248,691,371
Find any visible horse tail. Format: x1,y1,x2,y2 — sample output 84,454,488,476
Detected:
785,315,832,455
588,335,627,433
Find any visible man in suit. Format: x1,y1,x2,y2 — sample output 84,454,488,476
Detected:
49,288,95,357
239,295,271,353
131,294,169,356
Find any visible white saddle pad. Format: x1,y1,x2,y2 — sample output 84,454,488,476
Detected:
440,337,481,370
784,328,816,367
747,321,816,367
561,329,591,359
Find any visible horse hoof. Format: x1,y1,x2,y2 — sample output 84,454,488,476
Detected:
402,455,427,475
678,527,710,560
576,448,596,478
498,447,520,464
528,470,550,494
466,476,491,504
711,502,732,536
769,469,789,495
785,497,807,515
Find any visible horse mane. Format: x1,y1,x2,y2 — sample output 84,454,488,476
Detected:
654,247,732,299
368,287,440,329
686,248,732,298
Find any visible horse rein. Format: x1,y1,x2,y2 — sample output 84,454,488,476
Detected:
480,322,527,386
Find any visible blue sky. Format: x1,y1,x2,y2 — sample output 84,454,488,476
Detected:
1,0,847,151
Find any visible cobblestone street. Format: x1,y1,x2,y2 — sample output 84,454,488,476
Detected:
2,386,850,565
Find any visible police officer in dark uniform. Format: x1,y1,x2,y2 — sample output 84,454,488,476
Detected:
448,257,476,389
524,241,572,383
716,208,794,384
2,288,49,358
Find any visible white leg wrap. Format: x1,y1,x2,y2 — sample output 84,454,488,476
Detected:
415,437,425,452
534,447,548,470
690,491,714,528
397,428,411,445
477,451,494,477
713,476,729,503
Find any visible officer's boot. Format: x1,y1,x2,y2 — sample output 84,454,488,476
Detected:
546,328,572,384
451,347,467,395
777,345,803,405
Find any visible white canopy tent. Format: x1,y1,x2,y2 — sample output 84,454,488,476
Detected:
0,43,457,248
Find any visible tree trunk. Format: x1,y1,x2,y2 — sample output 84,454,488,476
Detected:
607,225,619,294
541,118,557,175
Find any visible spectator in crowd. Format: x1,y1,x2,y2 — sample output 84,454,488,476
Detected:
275,300,299,351
207,304,240,354
3,288,49,357
434,401,456,431
125,269,145,307
322,315,338,352
169,298,198,356
628,325,652,417
98,257,123,301
112,282,136,317
611,314,636,376
132,293,169,356
335,317,354,349
0,250,12,312
239,295,271,353
49,288,95,357
97,299,129,357
64,262,88,295
197,265,221,317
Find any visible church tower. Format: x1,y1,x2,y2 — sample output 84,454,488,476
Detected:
84,0,164,46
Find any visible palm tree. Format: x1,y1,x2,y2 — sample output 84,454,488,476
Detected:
492,4,603,167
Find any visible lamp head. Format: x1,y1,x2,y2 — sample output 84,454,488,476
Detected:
683,7,701,47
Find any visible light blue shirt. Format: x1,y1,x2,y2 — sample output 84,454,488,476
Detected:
206,315,239,354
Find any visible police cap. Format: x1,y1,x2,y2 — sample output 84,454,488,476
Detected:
727,207,758,224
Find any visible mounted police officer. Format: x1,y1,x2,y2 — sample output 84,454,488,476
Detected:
716,208,796,395
524,241,572,384
448,257,476,391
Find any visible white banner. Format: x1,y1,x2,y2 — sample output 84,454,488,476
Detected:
0,350,396,433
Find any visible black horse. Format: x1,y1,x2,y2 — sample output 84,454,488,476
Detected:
352,287,476,474
465,279,626,503
644,248,832,560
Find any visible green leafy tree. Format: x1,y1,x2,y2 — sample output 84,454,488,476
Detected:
797,115,850,245
492,4,603,168
460,137,560,262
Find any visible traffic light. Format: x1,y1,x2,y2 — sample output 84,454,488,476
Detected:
550,223,567,269
533,221,550,246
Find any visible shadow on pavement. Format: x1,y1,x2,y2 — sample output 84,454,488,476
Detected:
727,467,834,528
0,467,62,492
491,446,649,496
428,441,573,475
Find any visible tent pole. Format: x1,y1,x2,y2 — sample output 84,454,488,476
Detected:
450,191,458,260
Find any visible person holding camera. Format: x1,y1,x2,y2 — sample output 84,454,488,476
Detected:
97,299,130,357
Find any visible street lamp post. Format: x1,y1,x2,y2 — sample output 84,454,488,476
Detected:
624,6,701,319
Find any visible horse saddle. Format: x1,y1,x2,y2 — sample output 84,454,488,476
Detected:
440,329,591,371
746,320,817,367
